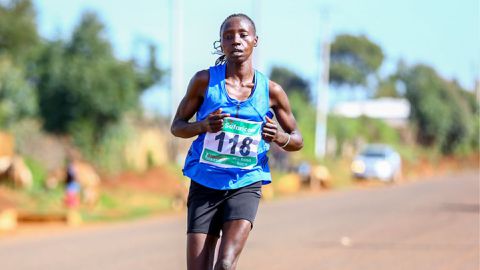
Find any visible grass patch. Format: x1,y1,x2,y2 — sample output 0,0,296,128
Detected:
23,157,48,191
322,158,355,189
80,190,174,223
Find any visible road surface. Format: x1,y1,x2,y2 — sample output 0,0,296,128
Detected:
0,170,478,270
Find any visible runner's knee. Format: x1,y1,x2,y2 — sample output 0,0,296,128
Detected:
215,257,234,270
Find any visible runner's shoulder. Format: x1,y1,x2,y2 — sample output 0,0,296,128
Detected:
189,69,210,97
268,80,286,95
268,80,287,104
193,69,210,83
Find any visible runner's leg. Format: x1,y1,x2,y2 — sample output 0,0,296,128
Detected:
187,233,219,270
214,219,251,270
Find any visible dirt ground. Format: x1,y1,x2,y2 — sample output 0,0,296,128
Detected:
0,187,17,209
101,166,188,196
401,154,479,181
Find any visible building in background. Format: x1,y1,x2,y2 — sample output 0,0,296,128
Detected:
331,98,411,128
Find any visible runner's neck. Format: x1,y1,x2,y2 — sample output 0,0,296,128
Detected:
225,61,254,83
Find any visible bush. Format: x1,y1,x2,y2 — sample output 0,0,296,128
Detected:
327,115,401,156
288,92,316,160
71,118,134,173
402,65,476,154
288,90,403,160
23,157,47,190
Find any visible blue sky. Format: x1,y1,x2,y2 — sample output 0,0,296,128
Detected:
34,0,479,115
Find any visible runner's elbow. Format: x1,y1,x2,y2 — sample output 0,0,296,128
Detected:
289,138,303,151
171,122,194,138
170,121,182,137
171,127,186,138
297,140,304,150
293,140,304,151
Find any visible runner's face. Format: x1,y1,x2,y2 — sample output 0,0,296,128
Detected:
220,17,257,63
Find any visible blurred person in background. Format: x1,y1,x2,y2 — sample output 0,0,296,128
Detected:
64,159,80,209
171,13,303,270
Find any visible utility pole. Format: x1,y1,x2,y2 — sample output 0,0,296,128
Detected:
169,0,184,164
170,0,184,120
252,0,264,73
315,9,331,159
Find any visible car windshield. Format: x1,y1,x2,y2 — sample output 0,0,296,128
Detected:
361,148,387,158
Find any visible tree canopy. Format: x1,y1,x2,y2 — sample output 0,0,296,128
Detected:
35,12,161,139
329,34,384,88
400,64,476,153
0,56,37,128
0,0,39,63
270,66,310,100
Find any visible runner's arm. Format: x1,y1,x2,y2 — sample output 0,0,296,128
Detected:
170,70,230,138
266,80,304,151
170,70,209,138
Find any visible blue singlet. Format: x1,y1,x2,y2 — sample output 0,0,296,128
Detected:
182,63,272,190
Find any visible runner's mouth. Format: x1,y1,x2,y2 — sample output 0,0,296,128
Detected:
231,50,243,56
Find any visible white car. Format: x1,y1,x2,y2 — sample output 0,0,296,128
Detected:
351,144,402,182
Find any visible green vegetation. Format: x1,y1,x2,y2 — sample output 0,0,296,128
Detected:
269,56,478,187
270,66,311,100
34,12,161,164
398,64,478,154
1,0,476,172
1,1,162,171
0,0,39,64
23,157,47,190
287,91,316,160
80,191,174,222
0,56,38,128
329,34,384,88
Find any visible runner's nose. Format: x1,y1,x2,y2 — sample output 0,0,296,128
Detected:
233,34,241,45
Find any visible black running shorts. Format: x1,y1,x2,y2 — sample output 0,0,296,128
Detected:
187,180,262,237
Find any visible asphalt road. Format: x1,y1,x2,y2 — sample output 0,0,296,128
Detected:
0,170,478,270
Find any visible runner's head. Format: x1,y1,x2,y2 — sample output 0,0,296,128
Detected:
213,14,258,65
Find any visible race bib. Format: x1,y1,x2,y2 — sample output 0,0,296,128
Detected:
200,117,262,169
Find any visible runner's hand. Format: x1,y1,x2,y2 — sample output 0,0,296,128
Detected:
262,116,278,142
204,108,230,133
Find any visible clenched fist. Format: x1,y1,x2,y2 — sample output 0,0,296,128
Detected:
262,116,278,142
203,108,230,133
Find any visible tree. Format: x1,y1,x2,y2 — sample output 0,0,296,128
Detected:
36,12,161,140
135,44,163,90
441,81,476,153
329,34,384,88
0,56,37,128
0,0,39,64
401,64,475,153
270,66,310,100
375,76,400,98
375,60,408,98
